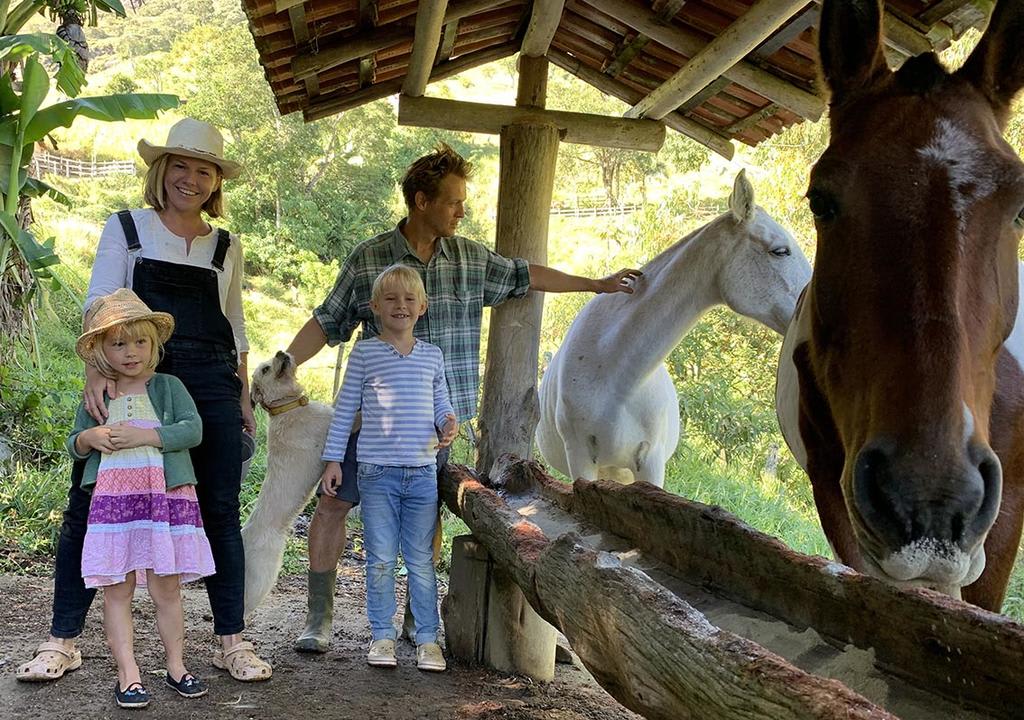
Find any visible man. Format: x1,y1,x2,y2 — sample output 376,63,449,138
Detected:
287,143,639,652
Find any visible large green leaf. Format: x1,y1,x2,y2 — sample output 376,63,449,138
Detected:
0,34,85,97
23,177,71,206
0,93,179,147
93,0,126,17
0,75,17,117
18,55,49,134
0,211,59,271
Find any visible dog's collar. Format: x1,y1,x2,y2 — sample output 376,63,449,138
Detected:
264,395,309,416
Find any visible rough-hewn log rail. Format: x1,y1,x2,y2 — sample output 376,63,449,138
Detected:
441,458,1024,719
440,461,895,720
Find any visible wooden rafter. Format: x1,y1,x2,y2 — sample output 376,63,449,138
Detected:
625,0,810,120
402,0,449,96
548,48,733,159
438,20,460,61
398,94,666,151
291,0,512,82
586,0,824,121
520,0,565,57
919,0,974,26
303,42,518,122
752,5,817,60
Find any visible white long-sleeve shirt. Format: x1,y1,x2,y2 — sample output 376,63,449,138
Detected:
322,337,454,467
85,208,249,353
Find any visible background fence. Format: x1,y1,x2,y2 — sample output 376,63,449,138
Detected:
30,152,136,178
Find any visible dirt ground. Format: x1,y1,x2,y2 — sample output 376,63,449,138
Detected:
0,539,642,720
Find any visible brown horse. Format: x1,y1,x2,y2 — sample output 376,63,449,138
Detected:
776,0,1024,611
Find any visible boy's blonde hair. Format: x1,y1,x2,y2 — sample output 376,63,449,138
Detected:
89,319,165,380
371,264,427,307
143,154,225,218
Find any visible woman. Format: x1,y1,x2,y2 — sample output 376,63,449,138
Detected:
17,118,271,683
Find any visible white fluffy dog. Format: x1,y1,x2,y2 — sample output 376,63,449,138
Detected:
243,350,333,615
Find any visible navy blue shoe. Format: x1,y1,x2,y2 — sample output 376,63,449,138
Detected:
165,672,207,698
114,681,150,708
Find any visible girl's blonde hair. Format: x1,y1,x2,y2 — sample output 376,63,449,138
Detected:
143,154,225,218
89,319,165,380
371,264,427,307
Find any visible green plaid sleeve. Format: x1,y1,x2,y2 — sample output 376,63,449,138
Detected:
482,251,531,307
313,259,362,345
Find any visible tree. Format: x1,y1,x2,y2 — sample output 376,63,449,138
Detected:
0,24,178,361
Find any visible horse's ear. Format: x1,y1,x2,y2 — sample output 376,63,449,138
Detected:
729,169,755,224
818,0,889,108
957,0,1024,124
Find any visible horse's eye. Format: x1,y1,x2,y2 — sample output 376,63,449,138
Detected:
807,189,838,221
770,247,791,257
1015,205,1024,229
261,366,269,374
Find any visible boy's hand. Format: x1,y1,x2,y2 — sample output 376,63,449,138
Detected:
436,413,458,449
320,461,343,497
108,424,160,450
80,426,116,454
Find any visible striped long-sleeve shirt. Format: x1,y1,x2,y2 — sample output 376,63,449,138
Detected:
322,337,454,467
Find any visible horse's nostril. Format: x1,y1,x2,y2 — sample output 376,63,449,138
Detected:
969,446,1003,541
852,443,910,548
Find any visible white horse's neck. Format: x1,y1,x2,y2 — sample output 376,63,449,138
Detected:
591,218,728,380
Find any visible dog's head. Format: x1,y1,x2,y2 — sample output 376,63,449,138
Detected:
251,350,304,409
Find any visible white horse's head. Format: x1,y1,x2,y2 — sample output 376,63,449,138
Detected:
714,170,811,334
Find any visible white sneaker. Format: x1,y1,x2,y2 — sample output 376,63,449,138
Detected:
416,642,446,672
367,639,397,668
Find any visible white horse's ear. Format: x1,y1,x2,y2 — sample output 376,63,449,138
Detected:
957,0,1024,123
729,169,755,224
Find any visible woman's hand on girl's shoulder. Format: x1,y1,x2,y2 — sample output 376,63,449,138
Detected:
83,364,116,423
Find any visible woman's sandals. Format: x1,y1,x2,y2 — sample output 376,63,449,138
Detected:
212,641,272,682
16,642,83,682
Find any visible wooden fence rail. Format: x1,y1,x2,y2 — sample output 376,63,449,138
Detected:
30,152,136,178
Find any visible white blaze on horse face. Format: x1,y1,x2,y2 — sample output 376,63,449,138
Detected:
918,118,998,235
962,402,975,446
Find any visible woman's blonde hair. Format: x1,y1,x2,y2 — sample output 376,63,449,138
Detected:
371,264,427,307
88,319,165,379
143,154,225,218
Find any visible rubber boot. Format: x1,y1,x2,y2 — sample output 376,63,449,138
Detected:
294,569,336,653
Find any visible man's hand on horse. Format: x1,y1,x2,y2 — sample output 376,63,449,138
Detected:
595,268,642,294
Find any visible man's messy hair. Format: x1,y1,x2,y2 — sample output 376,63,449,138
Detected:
400,142,473,209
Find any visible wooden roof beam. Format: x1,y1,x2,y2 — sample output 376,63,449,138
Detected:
586,0,823,121
624,0,810,120
398,95,666,151
520,0,565,57
303,42,517,122
403,0,449,96
292,0,514,82
547,48,733,160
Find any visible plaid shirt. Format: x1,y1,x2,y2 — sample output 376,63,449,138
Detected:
314,222,531,420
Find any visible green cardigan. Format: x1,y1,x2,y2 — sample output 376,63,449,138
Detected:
67,373,203,490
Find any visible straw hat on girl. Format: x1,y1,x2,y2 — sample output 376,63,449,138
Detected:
75,288,174,362
137,118,241,179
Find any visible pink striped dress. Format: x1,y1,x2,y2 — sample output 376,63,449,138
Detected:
81,393,215,589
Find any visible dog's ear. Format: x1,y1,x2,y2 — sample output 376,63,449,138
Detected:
273,350,292,378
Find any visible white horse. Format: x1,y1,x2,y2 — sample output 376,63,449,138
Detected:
535,170,811,487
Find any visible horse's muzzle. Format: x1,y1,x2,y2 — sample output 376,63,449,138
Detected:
850,437,1002,588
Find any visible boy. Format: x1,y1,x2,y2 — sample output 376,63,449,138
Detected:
320,264,457,671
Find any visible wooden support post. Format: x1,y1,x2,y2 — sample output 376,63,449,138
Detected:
476,122,559,477
442,535,557,680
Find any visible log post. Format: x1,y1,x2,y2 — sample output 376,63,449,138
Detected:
442,534,557,680
476,55,559,475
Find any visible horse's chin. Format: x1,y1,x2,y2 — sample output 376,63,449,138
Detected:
860,542,987,601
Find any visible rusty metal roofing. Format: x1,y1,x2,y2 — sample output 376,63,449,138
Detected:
241,0,988,148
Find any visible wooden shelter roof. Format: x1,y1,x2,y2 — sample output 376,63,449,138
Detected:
240,1,989,154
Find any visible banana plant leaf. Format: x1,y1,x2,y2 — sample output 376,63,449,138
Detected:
0,93,179,147
0,210,58,271
23,177,71,206
0,34,85,97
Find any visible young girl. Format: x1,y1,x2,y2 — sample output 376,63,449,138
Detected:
71,288,216,708
320,264,458,671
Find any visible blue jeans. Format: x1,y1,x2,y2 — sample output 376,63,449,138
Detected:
358,462,439,645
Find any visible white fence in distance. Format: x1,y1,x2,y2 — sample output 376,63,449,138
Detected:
31,152,136,179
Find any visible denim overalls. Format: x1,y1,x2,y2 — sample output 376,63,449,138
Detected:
51,211,246,638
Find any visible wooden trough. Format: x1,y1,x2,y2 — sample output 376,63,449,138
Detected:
438,456,1024,720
